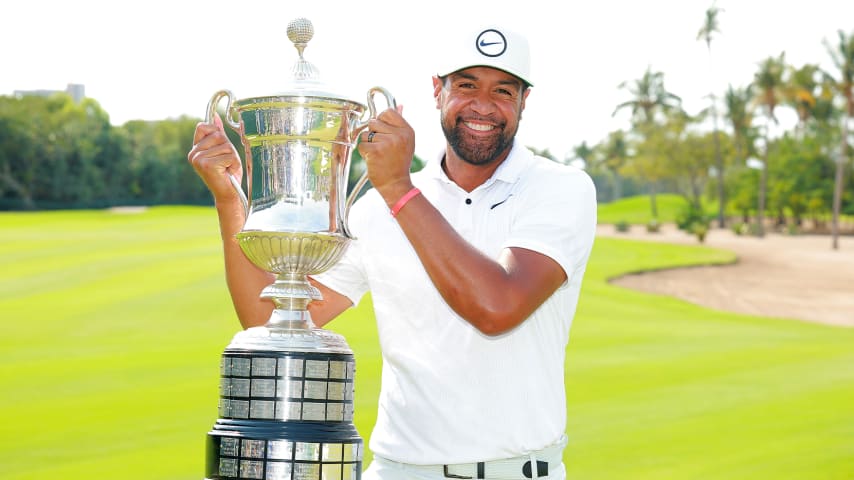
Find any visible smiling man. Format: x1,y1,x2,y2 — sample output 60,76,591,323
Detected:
189,24,597,480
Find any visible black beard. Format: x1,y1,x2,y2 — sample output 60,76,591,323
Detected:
442,117,515,166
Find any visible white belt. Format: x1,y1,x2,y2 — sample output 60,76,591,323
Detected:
378,435,567,480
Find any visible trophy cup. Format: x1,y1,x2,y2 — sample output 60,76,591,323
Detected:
202,18,394,480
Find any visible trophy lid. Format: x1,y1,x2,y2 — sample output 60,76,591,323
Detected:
236,18,366,108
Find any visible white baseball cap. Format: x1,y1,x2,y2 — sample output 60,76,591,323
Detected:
436,26,533,87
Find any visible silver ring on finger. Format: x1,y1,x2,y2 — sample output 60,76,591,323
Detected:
367,131,376,143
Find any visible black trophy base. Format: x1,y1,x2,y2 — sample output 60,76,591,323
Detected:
205,419,362,480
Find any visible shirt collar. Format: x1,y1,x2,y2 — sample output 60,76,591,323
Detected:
422,141,533,188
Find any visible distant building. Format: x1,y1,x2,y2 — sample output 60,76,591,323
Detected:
14,83,85,103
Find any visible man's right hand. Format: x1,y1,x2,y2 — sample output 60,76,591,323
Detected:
188,113,244,206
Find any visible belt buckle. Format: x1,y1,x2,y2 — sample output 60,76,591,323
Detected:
443,465,471,479
443,462,485,479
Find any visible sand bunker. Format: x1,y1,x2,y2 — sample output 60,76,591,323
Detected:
598,224,854,328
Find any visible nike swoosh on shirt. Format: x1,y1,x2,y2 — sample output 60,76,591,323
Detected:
479,40,502,47
490,194,514,210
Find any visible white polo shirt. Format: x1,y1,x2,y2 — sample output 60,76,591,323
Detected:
315,141,597,464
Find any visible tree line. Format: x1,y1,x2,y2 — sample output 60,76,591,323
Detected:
0,93,211,210
0,93,425,211
534,15,853,247
1,12,851,250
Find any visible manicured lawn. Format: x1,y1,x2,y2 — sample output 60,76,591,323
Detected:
596,194,689,225
566,239,854,479
1,207,852,479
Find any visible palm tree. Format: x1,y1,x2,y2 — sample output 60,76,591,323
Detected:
824,29,854,250
752,53,787,237
613,67,683,125
600,130,630,201
697,2,726,228
723,84,754,167
571,141,595,168
613,67,682,218
787,63,822,136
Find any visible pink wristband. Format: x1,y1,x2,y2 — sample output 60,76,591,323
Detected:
390,187,421,217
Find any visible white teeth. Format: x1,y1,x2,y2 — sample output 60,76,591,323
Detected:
465,122,494,132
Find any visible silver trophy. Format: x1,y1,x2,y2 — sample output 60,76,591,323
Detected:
202,18,394,480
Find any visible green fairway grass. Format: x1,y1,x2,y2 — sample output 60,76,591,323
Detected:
1,206,852,479
596,194,689,225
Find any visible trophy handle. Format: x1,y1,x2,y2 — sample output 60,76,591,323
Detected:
344,87,397,226
359,86,397,129
205,89,249,218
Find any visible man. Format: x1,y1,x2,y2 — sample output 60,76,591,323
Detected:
189,24,596,480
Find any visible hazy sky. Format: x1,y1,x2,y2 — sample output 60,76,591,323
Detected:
3,0,853,161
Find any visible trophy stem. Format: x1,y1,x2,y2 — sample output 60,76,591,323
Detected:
260,273,320,301
266,305,316,330
259,273,320,330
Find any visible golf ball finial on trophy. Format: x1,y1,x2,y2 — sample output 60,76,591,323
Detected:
202,17,394,480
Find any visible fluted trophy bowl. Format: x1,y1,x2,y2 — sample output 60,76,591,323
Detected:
237,232,349,278
236,231,349,311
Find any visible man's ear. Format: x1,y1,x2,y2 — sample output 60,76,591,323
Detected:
432,76,443,109
520,87,531,116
